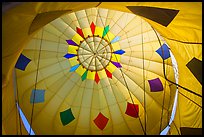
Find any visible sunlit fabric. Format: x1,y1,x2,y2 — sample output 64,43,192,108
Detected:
11,7,177,135
2,2,202,135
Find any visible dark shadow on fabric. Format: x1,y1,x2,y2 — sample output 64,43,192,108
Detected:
180,127,202,135
28,10,71,35
186,57,202,85
126,6,179,27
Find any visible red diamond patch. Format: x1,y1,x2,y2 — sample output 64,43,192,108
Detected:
95,72,100,84
76,27,85,38
125,102,139,118
94,112,109,130
90,22,96,35
105,69,112,78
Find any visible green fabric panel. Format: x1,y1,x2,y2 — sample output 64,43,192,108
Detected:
81,70,88,81
102,25,109,37
60,108,75,126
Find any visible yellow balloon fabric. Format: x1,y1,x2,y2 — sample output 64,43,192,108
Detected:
2,2,202,135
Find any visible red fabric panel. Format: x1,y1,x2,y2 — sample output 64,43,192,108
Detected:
90,22,96,35
125,102,139,118
105,69,112,78
95,72,100,84
76,27,85,38
94,112,109,130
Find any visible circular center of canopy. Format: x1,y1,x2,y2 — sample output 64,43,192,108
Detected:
77,36,112,71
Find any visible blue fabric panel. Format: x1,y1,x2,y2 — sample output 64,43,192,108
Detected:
15,54,31,71
111,36,120,44
70,64,80,72
113,49,125,55
30,89,45,103
64,53,76,59
156,43,170,60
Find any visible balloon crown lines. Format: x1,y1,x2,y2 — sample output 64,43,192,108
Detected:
64,22,125,84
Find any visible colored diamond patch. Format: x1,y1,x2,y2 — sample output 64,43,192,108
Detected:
125,102,139,118
15,54,31,71
60,108,75,126
148,78,164,92
94,112,109,130
30,89,46,103
156,43,170,60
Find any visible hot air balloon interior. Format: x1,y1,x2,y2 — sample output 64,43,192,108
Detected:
2,2,202,135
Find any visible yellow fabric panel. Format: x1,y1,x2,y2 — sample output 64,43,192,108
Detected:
94,26,103,37
30,77,83,134
115,64,173,110
67,56,78,66
43,24,67,40
60,13,80,32
43,31,60,43
98,2,138,13
29,10,71,34
106,62,117,73
86,8,97,25
103,31,115,42
2,2,98,85
98,69,106,79
111,54,121,62
2,73,18,135
75,65,86,76
149,3,201,43
3,1,201,83
120,56,174,82
169,122,181,135
75,90,93,133
123,42,173,66
2,71,28,135
113,3,202,132
76,11,90,28
166,40,202,133
72,34,84,45
178,94,202,127
111,68,141,105
87,71,96,80
111,42,120,51
99,2,202,44
68,45,78,54
82,28,92,38
75,110,90,135
108,80,143,134
110,73,171,134
168,94,181,135
167,41,202,105
2,2,202,135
